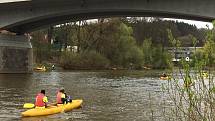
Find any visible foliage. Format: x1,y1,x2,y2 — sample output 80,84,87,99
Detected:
75,19,144,69
152,45,173,69
160,21,215,121
141,38,173,69
31,17,207,70
202,37,215,66
53,23,79,51
124,18,205,47
60,50,110,70
142,38,153,66
111,22,143,68
31,29,52,63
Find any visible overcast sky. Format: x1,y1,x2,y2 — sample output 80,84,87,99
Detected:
165,18,213,29
0,0,29,3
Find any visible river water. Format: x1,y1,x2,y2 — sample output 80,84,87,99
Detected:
0,70,171,121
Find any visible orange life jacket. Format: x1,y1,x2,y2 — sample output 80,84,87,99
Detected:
35,93,45,107
56,91,62,104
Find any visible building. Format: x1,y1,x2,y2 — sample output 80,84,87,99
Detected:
166,47,203,62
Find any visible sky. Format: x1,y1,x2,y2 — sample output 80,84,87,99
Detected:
165,18,213,29
0,0,30,3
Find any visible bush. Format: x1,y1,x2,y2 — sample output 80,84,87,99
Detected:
60,50,110,69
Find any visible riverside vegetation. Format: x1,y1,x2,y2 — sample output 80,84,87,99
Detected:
154,21,215,121
30,17,206,70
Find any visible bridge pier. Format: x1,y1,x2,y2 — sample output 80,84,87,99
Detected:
0,34,33,73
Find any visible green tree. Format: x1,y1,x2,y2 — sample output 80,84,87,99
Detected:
142,38,153,67
113,22,143,68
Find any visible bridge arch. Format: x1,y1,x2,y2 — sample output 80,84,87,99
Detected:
0,0,214,33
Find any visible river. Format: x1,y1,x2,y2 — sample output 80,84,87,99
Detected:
0,70,171,121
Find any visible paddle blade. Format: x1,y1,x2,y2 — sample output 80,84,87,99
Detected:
23,103,35,108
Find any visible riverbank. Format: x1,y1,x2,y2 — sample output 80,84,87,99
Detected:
34,64,171,78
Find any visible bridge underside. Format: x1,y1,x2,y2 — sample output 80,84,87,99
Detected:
3,11,214,34
0,0,214,34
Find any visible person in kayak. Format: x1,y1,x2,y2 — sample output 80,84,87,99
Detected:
56,88,72,104
57,88,67,104
35,90,48,108
162,73,167,77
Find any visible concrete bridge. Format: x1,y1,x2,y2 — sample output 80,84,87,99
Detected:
0,0,214,73
1,0,215,34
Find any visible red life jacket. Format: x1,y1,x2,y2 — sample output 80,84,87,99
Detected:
56,91,62,104
35,93,45,107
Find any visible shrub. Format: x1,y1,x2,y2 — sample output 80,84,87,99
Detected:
60,50,110,69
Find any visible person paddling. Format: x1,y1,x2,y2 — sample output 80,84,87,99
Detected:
162,73,167,77
35,90,48,108
56,88,72,104
57,88,67,104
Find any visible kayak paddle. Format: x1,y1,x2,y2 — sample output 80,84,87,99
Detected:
23,103,35,108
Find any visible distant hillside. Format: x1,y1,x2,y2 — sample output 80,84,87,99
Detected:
122,18,207,47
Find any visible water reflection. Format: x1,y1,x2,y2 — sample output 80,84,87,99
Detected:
0,70,169,121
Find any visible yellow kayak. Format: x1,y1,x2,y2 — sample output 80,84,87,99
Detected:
34,66,46,72
22,100,83,117
160,76,169,80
